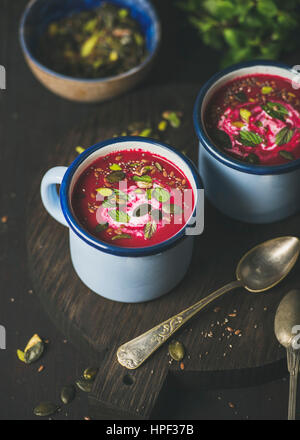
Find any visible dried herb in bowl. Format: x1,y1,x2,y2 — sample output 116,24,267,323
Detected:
37,3,148,79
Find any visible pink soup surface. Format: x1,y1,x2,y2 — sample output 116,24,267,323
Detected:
71,149,194,248
204,74,300,166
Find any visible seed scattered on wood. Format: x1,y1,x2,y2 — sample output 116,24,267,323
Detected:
214,307,221,313
168,341,185,362
180,362,185,370
234,329,241,335
1,215,8,223
75,378,93,393
226,327,234,333
38,365,44,373
61,384,76,405
83,367,98,382
228,402,235,409
34,402,59,417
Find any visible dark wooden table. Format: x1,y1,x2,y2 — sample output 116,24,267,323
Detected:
0,0,298,420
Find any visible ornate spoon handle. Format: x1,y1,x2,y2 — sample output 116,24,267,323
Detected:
117,280,241,369
287,346,300,420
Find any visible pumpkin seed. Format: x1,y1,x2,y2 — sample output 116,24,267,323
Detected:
155,162,163,172
83,367,98,381
158,121,167,131
111,233,132,240
133,175,152,183
107,171,125,183
168,341,185,361
144,220,157,239
136,181,152,189
34,402,59,417
109,163,122,171
17,349,25,363
76,378,93,393
163,111,181,128
60,385,76,405
261,86,273,95
240,108,251,123
96,187,113,197
279,150,294,161
24,341,44,364
139,128,152,137
24,334,42,353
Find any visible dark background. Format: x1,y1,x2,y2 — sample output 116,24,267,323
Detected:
0,0,297,420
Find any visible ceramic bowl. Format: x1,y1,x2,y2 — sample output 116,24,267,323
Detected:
194,61,300,224
40,137,202,303
19,0,160,103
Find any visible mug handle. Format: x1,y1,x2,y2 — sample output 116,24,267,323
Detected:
40,166,68,227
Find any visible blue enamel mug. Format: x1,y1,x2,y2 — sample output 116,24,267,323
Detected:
194,61,300,224
40,137,202,303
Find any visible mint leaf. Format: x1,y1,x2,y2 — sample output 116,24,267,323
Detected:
275,126,294,146
239,130,263,147
152,187,170,203
279,150,294,161
262,102,288,121
95,222,108,232
109,210,130,223
212,129,232,150
144,220,157,239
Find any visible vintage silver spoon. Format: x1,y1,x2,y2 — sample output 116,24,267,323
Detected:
274,289,300,420
117,236,300,370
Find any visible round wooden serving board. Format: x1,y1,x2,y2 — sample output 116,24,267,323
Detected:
27,84,300,419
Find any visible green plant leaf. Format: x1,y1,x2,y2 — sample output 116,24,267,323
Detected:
262,101,288,121
144,221,157,239
152,187,170,203
109,210,130,223
95,222,108,232
279,150,294,161
257,0,278,18
212,129,232,150
239,130,263,147
275,126,294,146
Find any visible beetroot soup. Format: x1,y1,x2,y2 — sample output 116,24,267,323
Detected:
205,74,300,166
71,149,194,247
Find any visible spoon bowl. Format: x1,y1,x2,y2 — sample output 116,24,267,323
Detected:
118,236,300,370
274,289,300,420
237,236,300,293
275,289,300,348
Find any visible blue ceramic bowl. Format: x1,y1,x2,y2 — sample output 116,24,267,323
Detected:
194,61,300,224
40,137,203,303
19,0,161,102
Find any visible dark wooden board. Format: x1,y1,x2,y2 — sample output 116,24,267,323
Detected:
27,84,300,419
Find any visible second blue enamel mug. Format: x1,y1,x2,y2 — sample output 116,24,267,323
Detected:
194,61,300,224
